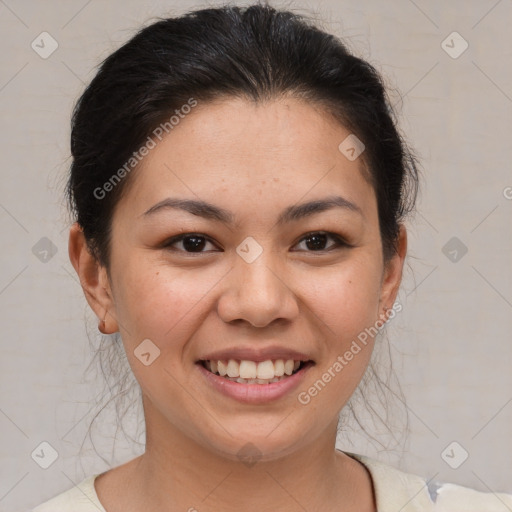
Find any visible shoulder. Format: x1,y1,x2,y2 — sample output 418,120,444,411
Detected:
31,474,105,512
342,450,512,512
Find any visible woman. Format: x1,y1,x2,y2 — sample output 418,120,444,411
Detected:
31,3,512,511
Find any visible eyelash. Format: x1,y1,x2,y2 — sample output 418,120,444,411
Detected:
161,231,351,254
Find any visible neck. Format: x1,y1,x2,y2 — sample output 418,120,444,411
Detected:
123,403,374,512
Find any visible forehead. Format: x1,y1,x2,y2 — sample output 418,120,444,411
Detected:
115,96,376,222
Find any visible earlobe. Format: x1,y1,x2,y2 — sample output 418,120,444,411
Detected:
379,224,407,316
68,222,119,334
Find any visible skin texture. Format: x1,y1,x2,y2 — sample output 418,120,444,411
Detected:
69,96,407,512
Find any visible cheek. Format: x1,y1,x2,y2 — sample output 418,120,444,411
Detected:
113,258,225,348
297,256,382,340
294,257,381,405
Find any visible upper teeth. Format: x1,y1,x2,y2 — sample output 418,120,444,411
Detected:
206,359,301,379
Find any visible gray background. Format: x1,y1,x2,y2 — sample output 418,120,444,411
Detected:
1,0,511,510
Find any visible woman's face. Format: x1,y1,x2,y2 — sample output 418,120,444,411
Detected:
79,96,405,461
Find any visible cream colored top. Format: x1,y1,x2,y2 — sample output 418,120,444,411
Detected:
30,451,512,511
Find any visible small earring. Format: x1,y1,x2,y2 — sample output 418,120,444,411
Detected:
98,311,108,334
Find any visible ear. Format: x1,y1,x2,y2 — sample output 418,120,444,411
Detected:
378,224,407,318
68,222,119,334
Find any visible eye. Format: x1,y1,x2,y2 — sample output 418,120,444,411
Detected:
292,231,349,252
161,231,350,254
162,233,220,253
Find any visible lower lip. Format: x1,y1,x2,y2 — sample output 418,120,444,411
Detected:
196,362,313,404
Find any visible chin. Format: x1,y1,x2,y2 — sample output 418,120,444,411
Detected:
198,421,313,464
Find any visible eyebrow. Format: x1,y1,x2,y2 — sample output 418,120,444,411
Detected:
141,195,364,225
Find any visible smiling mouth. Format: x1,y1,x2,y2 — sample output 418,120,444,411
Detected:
199,359,312,384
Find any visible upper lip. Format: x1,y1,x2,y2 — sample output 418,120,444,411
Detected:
197,346,313,363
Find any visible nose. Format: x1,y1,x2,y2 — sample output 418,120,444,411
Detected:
217,253,300,328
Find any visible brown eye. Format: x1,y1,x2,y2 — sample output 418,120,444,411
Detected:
162,233,219,253
293,231,349,252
